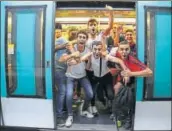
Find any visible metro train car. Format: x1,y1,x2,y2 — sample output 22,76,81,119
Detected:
0,1,171,131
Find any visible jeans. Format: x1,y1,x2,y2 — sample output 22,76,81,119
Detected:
55,70,67,118
66,76,93,116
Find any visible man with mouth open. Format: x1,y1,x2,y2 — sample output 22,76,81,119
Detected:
80,40,129,117
112,40,153,129
86,5,114,116
59,30,94,127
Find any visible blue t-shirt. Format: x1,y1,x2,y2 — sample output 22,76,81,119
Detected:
55,37,68,71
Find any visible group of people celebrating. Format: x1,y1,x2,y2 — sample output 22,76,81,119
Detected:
54,5,152,130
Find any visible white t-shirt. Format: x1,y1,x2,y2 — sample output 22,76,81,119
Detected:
91,54,110,77
66,45,90,79
86,32,104,70
86,32,104,50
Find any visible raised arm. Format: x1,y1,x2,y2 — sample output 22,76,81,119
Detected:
103,5,113,36
106,55,128,70
55,43,67,51
80,52,92,62
55,39,77,52
59,51,80,62
121,67,153,77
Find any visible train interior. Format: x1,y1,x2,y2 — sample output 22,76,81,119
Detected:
54,1,136,131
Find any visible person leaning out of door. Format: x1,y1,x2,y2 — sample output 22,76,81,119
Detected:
111,40,153,129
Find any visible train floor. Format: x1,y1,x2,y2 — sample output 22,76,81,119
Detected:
57,100,129,131
1,101,129,131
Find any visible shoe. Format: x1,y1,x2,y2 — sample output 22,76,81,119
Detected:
92,106,98,116
123,116,132,130
57,117,65,127
123,121,131,130
110,113,114,120
65,116,73,127
81,111,94,118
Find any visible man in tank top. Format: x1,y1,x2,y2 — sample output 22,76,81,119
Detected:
85,5,114,115
59,30,93,127
80,40,129,116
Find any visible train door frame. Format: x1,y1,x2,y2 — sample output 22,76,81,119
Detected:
0,1,57,130
134,1,171,131
54,1,136,130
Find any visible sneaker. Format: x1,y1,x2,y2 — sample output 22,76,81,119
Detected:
81,111,94,118
92,106,98,116
65,116,73,127
57,117,65,127
109,113,114,120
123,121,131,130
123,116,132,130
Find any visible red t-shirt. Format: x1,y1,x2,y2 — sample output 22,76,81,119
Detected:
111,52,147,83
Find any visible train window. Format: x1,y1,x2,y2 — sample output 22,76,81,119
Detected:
144,7,171,100
5,6,46,98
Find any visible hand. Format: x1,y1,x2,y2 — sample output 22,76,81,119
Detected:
66,42,73,51
123,76,130,86
71,51,80,58
101,51,107,57
121,69,132,77
105,5,113,10
67,59,78,66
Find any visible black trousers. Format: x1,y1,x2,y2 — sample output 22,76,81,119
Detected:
92,72,114,106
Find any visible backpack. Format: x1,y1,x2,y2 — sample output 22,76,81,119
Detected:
114,85,135,110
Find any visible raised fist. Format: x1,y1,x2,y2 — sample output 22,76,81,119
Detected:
105,5,113,10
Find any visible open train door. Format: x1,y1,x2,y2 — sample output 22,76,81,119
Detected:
0,1,56,130
134,1,171,130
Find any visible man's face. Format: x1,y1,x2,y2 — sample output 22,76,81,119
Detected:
92,44,103,59
118,44,130,59
69,30,78,41
55,29,62,38
88,22,98,36
125,31,133,44
77,33,87,46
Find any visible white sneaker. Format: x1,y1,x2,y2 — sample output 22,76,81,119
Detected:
110,113,114,120
65,116,73,127
81,111,94,118
92,106,98,115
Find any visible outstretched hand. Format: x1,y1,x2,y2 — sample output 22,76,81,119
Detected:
121,70,132,77
105,5,113,10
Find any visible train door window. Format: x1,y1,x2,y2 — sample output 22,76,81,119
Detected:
5,6,46,98
144,7,171,100
54,1,136,130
